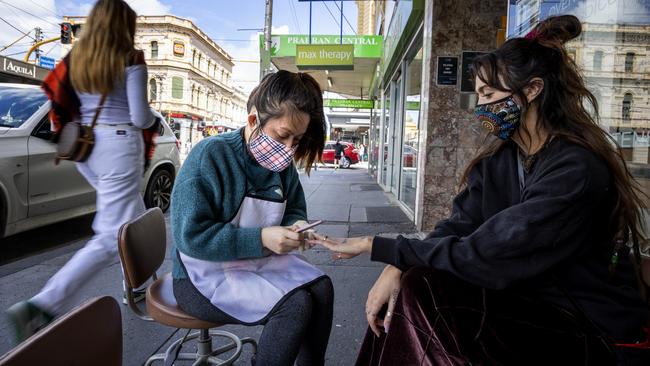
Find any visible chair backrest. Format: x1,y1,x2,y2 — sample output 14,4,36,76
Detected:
0,296,122,366
118,207,167,291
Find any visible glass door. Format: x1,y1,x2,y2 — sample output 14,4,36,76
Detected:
380,88,391,186
389,75,404,195
400,43,423,213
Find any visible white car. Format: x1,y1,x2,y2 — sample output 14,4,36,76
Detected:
0,83,181,238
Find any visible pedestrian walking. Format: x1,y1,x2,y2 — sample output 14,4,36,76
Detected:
359,143,366,162
171,70,333,366
334,139,345,170
310,15,650,365
6,0,159,343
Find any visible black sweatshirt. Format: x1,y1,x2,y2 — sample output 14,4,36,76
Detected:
373,138,648,342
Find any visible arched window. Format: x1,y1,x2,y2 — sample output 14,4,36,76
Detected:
593,51,603,71
192,50,196,66
149,78,157,102
625,52,635,73
198,54,202,70
622,93,633,122
150,41,158,59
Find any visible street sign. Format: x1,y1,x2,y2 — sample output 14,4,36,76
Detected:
436,56,458,86
39,56,55,70
263,35,382,58
296,44,354,70
324,99,374,109
461,51,487,92
173,41,185,56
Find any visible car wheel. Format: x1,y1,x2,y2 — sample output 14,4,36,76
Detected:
145,169,173,213
0,199,5,238
341,157,351,169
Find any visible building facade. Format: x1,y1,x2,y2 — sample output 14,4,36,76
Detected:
62,15,249,158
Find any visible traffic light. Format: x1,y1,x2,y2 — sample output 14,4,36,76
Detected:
60,22,72,44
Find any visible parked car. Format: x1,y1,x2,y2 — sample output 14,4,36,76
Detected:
0,83,181,238
321,141,360,169
372,144,418,169
402,145,418,168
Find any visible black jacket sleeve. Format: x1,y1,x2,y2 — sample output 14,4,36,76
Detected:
371,151,608,289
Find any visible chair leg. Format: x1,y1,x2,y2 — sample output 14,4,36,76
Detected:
241,337,258,355
162,331,202,364
145,353,165,365
146,328,253,365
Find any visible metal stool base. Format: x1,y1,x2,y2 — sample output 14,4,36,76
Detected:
145,329,257,366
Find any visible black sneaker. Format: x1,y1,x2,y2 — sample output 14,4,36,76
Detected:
6,301,54,344
123,289,146,305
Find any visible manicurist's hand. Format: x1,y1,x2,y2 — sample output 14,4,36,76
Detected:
261,226,303,254
288,220,317,252
366,265,402,337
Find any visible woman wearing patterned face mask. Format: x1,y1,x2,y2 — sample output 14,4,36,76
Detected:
309,15,650,365
170,70,333,366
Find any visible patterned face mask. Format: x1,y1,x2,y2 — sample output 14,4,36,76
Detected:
474,95,522,141
248,118,297,172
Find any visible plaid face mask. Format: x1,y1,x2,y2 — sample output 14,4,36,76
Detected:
474,95,522,141
249,128,297,172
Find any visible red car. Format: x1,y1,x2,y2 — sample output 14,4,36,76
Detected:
321,141,360,168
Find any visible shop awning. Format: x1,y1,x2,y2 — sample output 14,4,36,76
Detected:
262,34,382,98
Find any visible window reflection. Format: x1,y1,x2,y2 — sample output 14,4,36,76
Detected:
507,0,650,208
400,45,423,212
593,50,603,70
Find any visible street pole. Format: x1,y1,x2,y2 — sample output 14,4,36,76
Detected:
34,27,42,65
340,1,343,45
260,0,273,80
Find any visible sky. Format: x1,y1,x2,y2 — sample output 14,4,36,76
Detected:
0,0,359,92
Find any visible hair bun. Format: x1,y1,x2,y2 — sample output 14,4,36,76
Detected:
535,15,582,45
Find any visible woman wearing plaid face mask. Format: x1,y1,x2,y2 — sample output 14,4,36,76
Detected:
170,70,333,366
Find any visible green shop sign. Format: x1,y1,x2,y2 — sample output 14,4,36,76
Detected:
324,99,375,109
296,44,354,70
261,34,382,58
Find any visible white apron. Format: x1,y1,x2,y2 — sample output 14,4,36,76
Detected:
179,194,325,323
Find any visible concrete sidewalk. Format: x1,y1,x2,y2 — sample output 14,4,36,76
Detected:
0,166,417,365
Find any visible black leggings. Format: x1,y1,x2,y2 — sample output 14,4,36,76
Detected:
173,276,334,366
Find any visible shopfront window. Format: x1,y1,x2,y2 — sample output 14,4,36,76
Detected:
625,52,635,73
150,41,158,59
507,0,650,204
381,89,391,186
369,108,380,177
149,78,157,102
593,50,603,70
171,76,183,99
622,93,633,122
399,44,423,212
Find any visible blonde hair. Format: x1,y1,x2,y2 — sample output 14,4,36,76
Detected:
70,0,138,94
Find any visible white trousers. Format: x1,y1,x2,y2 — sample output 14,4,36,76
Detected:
31,127,145,315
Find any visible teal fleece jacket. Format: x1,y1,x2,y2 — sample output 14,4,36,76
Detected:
170,128,307,279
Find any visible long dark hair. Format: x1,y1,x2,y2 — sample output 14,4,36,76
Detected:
247,70,326,175
465,15,647,252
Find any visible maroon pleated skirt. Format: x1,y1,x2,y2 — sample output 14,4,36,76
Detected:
355,267,621,366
